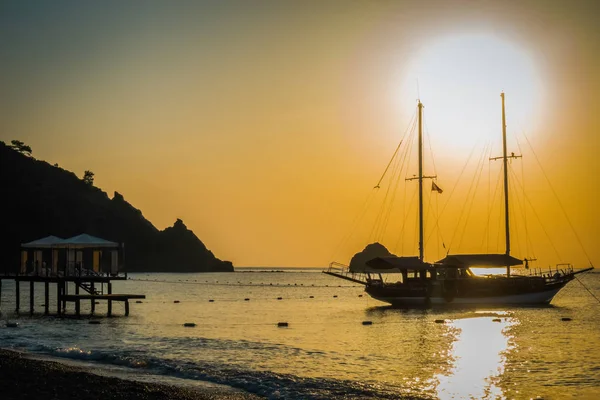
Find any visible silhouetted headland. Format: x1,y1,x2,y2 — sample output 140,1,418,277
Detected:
0,141,233,273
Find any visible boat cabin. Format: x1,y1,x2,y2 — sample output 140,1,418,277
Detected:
364,256,473,286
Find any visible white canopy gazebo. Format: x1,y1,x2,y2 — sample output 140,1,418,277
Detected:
20,234,121,276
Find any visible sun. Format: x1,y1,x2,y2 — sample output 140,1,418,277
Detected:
398,34,543,153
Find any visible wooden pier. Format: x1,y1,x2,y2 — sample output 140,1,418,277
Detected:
0,274,145,317
0,234,145,317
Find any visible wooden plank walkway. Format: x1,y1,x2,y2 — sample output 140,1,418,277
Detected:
61,294,145,301
62,294,146,317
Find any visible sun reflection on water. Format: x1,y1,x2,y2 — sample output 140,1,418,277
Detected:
435,312,516,400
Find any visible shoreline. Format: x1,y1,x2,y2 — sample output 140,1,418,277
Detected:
0,349,261,400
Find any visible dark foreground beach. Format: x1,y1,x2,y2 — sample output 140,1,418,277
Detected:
0,349,262,400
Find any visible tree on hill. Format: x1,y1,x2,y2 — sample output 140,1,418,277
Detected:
83,170,95,185
10,140,32,156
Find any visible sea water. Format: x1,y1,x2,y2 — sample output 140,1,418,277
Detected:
1,270,599,399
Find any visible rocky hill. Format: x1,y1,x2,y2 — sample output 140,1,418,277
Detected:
0,141,233,272
348,242,395,272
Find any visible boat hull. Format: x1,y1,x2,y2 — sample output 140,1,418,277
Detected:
365,277,571,307
369,287,562,307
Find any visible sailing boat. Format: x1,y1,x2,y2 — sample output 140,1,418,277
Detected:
325,93,593,306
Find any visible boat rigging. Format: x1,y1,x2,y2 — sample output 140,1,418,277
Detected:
324,93,593,306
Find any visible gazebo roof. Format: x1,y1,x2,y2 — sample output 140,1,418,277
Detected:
21,234,119,249
58,234,119,248
21,235,65,248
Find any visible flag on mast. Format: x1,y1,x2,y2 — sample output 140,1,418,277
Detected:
432,181,443,193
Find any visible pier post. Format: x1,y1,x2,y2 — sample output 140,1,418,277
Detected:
56,282,61,315
30,281,34,315
44,282,49,315
15,280,20,313
107,283,112,317
62,282,67,313
90,282,95,314
75,283,80,317
124,300,129,316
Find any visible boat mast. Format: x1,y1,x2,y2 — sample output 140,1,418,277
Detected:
418,101,424,261
501,92,510,261
498,93,521,276
407,101,434,261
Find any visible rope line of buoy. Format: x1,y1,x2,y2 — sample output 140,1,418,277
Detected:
127,278,361,288
162,293,365,303
5,314,576,328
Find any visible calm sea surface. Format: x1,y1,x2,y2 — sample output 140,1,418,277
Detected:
1,270,599,399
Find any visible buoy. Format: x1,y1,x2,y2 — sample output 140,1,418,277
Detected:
174,300,180,303
362,321,373,325
492,318,502,322
135,300,143,304
561,317,572,321
208,299,215,302
183,322,196,327
244,298,250,301
277,297,283,300
434,319,445,324
277,322,288,327
6,322,19,328
89,320,101,325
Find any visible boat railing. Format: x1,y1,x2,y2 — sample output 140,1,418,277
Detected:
509,263,574,281
325,262,369,282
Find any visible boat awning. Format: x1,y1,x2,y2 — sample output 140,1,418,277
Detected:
366,256,432,271
21,235,65,249
436,254,523,267
56,234,119,249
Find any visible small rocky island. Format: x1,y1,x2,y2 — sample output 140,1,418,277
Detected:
348,242,396,272
0,141,233,273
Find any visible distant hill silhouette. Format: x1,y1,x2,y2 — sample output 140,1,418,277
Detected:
349,242,395,272
0,141,233,272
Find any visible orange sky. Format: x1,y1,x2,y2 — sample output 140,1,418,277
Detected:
1,1,598,267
